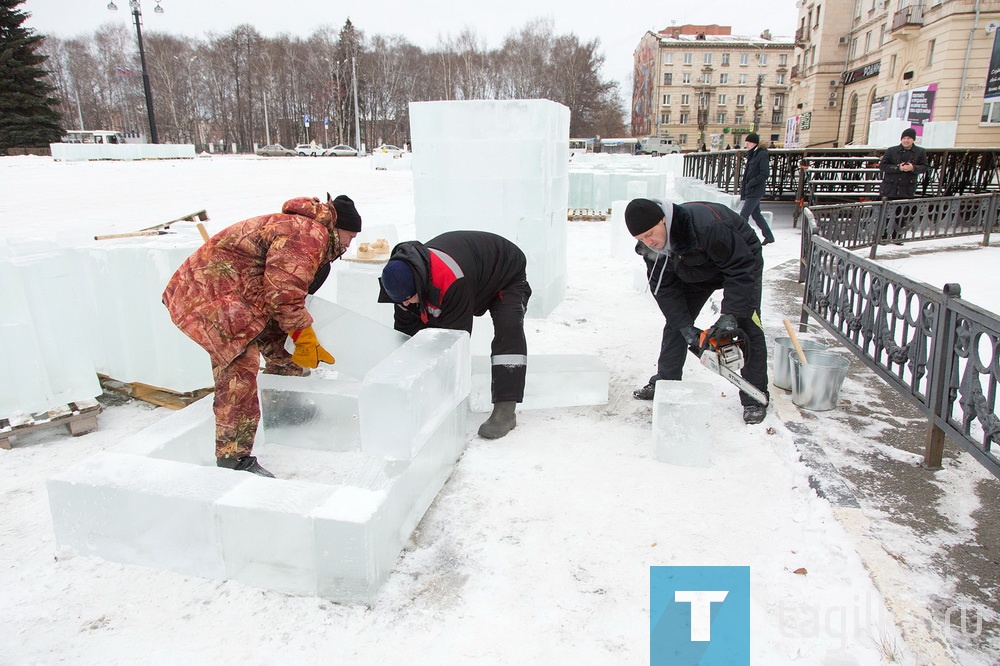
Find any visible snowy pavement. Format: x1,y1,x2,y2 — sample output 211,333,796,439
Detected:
0,155,996,664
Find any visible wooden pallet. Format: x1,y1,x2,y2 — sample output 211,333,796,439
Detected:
0,400,102,449
98,375,213,411
567,208,608,221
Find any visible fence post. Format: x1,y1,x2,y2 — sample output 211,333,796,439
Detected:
869,198,888,260
983,193,998,247
922,282,963,470
793,160,806,229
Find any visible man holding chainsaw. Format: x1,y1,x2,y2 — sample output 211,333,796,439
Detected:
625,197,769,424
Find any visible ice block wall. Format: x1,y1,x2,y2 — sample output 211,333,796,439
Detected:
0,240,102,415
76,228,213,392
409,99,570,317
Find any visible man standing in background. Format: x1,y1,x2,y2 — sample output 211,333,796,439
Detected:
738,132,775,246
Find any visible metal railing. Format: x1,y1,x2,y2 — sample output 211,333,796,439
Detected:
683,148,1000,210
798,197,1000,477
891,4,925,31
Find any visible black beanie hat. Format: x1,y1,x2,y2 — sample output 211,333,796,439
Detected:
329,193,362,232
380,260,416,303
625,198,666,236
900,128,917,140
745,132,760,145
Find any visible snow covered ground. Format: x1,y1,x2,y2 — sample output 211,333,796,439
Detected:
1,154,996,664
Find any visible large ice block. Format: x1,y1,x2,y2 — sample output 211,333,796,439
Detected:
48,452,247,579
334,262,395,328
409,99,570,317
652,380,716,467
469,354,608,412
295,295,408,380
359,329,470,461
259,374,361,452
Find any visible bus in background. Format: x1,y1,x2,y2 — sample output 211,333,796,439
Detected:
60,130,128,145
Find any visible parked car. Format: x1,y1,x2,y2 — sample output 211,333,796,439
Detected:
295,143,323,156
374,144,405,158
323,144,358,157
255,144,296,157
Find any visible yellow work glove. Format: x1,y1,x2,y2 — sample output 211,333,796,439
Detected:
290,327,335,368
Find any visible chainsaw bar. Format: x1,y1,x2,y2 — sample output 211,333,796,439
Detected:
698,346,769,406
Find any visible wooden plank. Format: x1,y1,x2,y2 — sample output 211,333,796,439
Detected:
98,374,213,410
0,401,102,448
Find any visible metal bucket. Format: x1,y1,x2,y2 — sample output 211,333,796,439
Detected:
790,350,850,411
773,337,828,390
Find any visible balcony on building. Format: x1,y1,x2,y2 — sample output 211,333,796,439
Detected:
891,5,924,39
794,26,809,46
790,65,801,79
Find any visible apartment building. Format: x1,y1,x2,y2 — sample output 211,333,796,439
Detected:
632,24,795,149
789,0,1000,147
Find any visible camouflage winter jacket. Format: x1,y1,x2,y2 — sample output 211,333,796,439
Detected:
162,197,342,365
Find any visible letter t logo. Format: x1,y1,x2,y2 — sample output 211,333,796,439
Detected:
674,590,729,641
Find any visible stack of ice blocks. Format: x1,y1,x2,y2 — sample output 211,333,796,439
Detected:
409,99,570,317
74,228,213,392
0,239,102,416
468,355,608,413
48,324,472,605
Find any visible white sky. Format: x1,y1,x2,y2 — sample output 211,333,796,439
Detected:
22,0,797,92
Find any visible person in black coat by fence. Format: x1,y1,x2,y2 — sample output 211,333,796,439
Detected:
738,132,775,246
625,197,770,425
879,127,928,241
378,231,531,440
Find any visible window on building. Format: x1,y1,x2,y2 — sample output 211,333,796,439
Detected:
664,73,673,85
722,53,730,66
847,93,859,144
702,73,712,84
735,114,744,124
663,94,671,105
810,45,817,67
758,53,767,65
816,5,821,26
851,37,858,59
684,52,693,65
771,111,783,124
779,54,788,66
664,52,674,65
719,73,728,84
927,39,936,66
679,134,688,145
680,112,689,124
661,112,670,124
718,94,728,104
740,53,749,65
681,94,690,105
854,0,861,18
889,54,896,77
683,72,692,84
774,93,784,107
737,94,746,106
981,101,1000,124
776,74,785,84
739,74,748,85
704,53,712,64
864,31,871,53
716,112,727,123
699,93,709,106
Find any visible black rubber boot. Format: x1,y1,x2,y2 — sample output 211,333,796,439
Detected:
217,455,275,478
478,401,517,439
633,383,656,400
742,404,767,425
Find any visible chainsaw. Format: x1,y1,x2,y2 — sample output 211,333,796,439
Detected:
690,327,769,406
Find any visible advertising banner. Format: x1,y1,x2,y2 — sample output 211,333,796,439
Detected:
986,30,1000,99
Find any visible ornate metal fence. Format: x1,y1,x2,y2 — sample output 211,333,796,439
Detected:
683,148,1000,207
799,205,1000,477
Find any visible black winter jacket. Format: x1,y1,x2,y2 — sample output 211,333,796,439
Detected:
740,146,770,199
378,231,528,336
639,202,763,330
879,142,928,199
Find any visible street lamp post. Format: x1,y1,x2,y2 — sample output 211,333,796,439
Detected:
352,56,361,154
108,0,161,144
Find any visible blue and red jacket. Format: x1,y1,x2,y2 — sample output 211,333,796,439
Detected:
378,231,528,336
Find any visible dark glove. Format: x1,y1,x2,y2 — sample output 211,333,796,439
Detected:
701,314,739,348
681,326,704,356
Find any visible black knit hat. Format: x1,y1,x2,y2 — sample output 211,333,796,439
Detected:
328,193,362,232
745,132,761,145
901,128,917,140
380,260,416,303
625,198,666,236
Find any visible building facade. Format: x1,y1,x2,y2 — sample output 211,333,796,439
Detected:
632,24,795,149
789,0,1000,147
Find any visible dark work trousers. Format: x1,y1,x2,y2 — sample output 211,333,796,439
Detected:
650,270,769,407
488,279,532,403
740,197,774,242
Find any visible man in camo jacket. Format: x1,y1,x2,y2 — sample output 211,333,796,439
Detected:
163,194,362,477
